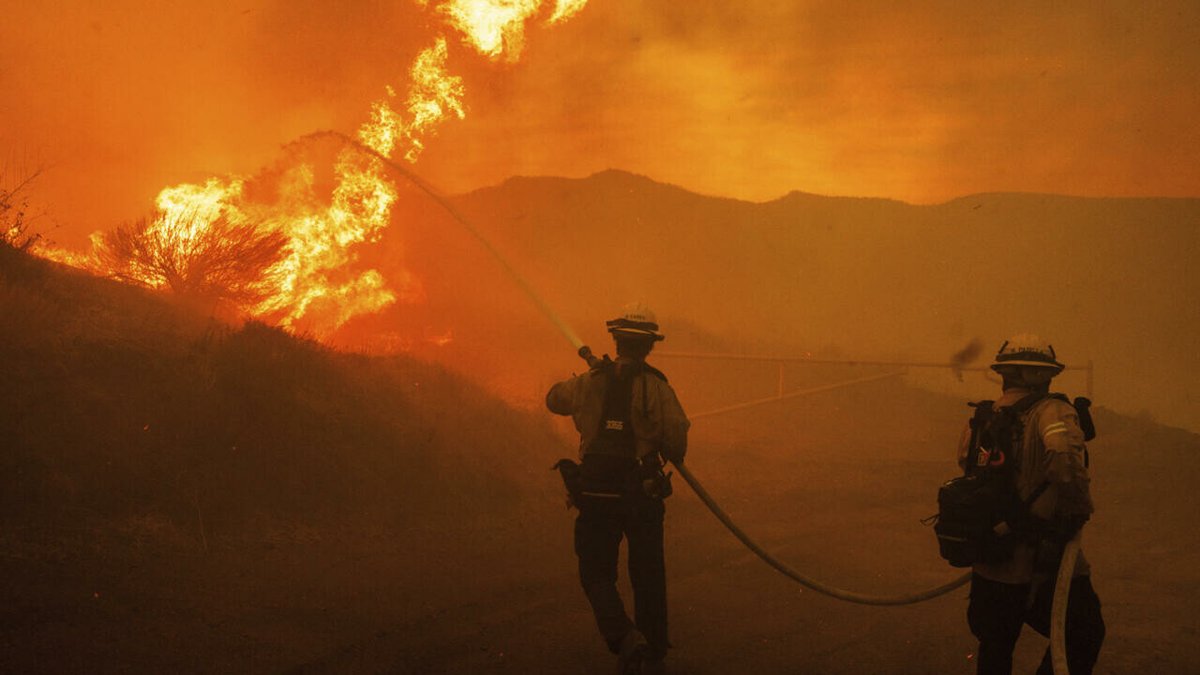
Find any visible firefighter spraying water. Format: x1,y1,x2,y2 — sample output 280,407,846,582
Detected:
548,303,686,675
307,130,1093,674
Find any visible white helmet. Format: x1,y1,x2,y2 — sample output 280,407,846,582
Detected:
606,301,665,341
990,333,1065,372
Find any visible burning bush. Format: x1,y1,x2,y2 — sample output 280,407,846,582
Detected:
95,208,287,305
0,169,41,252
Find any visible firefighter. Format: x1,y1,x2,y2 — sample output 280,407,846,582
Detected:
960,334,1105,674
547,303,689,675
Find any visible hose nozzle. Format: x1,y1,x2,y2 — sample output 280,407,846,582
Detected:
578,345,608,370
578,345,597,367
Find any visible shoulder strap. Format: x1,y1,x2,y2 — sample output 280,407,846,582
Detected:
1024,480,1051,508
965,400,994,474
592,365,639,458
1008,392,1050,415
1011,393,1064,511
642,363,668,383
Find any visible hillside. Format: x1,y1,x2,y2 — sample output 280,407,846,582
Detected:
347,170,1200,432
0,244,565,532
3,240,1199,673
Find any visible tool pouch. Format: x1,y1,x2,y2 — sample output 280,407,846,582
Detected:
933,475,1020,567
636,456,673,500
579,454,638,497
552,459,583,508
642,470,673,499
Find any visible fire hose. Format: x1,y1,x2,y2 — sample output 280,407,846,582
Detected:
678,452,1077,670
576,344,971,606
673,459,970,605
311,129,1075,668
1051,534,1083,675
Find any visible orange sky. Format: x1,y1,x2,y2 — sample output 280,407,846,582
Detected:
2,1,1198,246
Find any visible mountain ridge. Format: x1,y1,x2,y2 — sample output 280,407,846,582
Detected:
378,167,1200,432
458,168,1200,208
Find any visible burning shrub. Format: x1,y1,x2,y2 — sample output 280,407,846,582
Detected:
0,169,41,252
95,208,287,305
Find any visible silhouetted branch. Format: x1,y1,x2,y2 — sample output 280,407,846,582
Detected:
95,209,287,304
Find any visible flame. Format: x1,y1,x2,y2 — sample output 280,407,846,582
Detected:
154,179,242,244
547,0,588,24
426,328,455,347
437,0,589,60
57,0,589,342
359,37,465,163
32,241,98,270
439,0,541,60
249,155,400,331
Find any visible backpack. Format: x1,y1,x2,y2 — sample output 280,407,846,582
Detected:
931,392,1095,567
552,362,673,507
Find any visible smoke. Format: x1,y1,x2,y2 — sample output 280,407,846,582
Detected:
950,338,984,381
4,0,1198,246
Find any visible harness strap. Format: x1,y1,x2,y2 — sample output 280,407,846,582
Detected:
1024,480,1051,510
965,400,994,473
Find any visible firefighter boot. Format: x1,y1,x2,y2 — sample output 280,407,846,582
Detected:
616,628,648,675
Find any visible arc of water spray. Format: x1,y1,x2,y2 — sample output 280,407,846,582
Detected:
299,130,584,352
311,129,970,606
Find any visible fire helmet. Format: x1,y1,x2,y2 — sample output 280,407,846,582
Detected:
606,302,665,342
990,333,1065,372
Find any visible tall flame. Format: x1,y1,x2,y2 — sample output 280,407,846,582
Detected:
359,37,465,163
548,0,589,24
250,155,401,329
53,0,589,340
439,0,542,60
437,0,587,60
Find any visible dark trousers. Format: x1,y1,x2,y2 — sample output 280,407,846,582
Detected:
574,495,668,659
968,573,1105,675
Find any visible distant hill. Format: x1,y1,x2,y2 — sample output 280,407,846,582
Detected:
346,169,1199,432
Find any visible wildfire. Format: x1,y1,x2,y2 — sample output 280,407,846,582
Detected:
438,0,587,59
249,156,400,330
359,37,465,163
50,0,589,339
439,0,541,60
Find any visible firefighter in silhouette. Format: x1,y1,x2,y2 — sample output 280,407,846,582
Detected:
959,334,1104,674
547,303,689,675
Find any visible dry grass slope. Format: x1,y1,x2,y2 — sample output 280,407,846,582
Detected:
0,245,561,538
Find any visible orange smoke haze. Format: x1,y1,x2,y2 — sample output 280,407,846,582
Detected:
2,1,1198,248
8,1,598,333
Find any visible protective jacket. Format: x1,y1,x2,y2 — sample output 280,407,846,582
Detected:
956,386,1093,583
546,358,689,463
